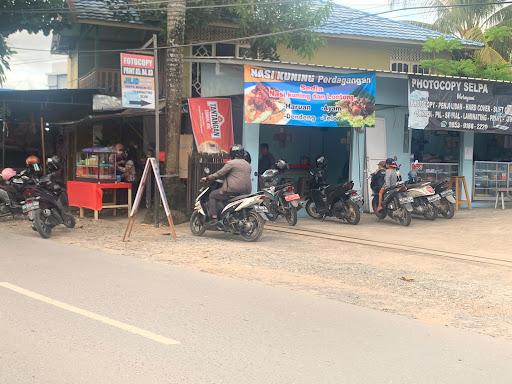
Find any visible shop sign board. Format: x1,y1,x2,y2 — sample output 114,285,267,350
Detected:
408,74,512,134
188,98,234,153
120,53,155,109
243,65,376,128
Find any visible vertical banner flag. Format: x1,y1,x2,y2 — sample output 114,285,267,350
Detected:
188,98,234,153
244,65,376,128
120,53,155,109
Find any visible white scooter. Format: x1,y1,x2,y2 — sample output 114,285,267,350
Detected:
189,168,268,242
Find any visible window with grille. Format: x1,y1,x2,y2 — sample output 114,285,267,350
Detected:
391,61,429,74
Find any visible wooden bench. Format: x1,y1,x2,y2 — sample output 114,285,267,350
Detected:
495,188,512,210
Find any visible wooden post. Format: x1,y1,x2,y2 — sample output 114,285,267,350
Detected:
40,116,46,174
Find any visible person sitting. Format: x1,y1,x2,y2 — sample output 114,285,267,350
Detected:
370,160,386,194
201,144,252,221
377,158,399,212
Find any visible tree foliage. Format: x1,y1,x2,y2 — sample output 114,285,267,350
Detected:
0,0,66,84
136,0,332,60
421,36,512,81
390,0,512,64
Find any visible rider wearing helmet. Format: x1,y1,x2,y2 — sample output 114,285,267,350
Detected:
25,155,42,176
377,157,399,212
0,168,18,209
310,155,328,188
201,144,252,220
275,159,288,171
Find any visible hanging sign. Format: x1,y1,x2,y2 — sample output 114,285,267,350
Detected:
120,53,155,109
188,98,234,153
408,74,512,134
243,65,376,128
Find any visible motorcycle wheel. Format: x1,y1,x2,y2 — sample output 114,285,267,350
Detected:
345,201,361,225
439,200,455,219
397,208,412,227
63,214,76,229
265,201,279,222
305,200,322,220
423,203,437,221
240,211,264,242
284,205,298,226
190,211,206,236
33,208,53,239
0,202,11,217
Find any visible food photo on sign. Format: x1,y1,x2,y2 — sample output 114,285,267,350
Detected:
188,98,234,153
243,65,376,128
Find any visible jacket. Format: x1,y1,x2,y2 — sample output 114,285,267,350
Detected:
209,159,252,194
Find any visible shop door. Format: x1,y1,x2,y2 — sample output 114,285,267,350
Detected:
365,117,386,211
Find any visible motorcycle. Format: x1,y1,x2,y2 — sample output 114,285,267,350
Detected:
305,168,362,225
260,165,300,226
372,184,413,226
22,165,76,239
190,168,268,242
0,169,37,218
405,181,439,220
432,180,456,219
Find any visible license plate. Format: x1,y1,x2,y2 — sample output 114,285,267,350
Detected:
440,190,453,197
284,193,300,202
254,205,268,213
427,194,441,202
22,200,39,213
399,196,414,204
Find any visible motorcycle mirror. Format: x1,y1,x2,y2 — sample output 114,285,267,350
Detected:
204,167,210,175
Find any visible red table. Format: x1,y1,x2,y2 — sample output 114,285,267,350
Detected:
67,181,132,220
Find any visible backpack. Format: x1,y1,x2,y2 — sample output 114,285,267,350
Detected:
370,170,385,193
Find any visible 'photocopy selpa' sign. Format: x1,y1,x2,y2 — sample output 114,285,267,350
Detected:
408,75,512,134
120,53,155,110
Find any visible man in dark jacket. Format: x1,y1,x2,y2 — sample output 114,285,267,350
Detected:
201,145,252,220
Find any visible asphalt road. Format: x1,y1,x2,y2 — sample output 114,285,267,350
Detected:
2,232,512,384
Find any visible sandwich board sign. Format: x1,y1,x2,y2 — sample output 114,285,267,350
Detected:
123,157,176,241
120,53,155,109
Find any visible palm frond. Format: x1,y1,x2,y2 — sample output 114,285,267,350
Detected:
476,45,508,65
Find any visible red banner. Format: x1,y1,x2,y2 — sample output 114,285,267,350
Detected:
188,98,234,153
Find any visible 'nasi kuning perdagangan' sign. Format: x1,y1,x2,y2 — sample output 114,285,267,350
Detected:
243,65,376,128
408,75,512,134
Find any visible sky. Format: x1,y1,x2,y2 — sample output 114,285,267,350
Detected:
3,0,433,90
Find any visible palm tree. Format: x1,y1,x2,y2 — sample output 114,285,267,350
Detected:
390,0,512,64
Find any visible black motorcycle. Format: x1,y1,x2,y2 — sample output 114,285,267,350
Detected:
432,180,456,219
305,168,362,225
371,184,413,226
260,163,300,226
22,160,75,239
0,170,37,218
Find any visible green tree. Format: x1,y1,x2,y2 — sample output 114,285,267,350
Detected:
390,0,512,64
0,0,66,84
139,0,332,178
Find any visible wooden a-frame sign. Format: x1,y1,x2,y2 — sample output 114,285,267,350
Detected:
123,157,177,241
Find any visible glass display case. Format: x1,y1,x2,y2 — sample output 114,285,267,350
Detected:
473,161,509,200
75,149,117,183
415,163,459,183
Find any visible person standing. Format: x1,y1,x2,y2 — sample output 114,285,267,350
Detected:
258,143,275,175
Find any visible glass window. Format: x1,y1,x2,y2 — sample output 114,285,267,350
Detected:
216,43,236,57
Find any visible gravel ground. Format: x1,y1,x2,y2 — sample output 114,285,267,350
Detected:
2,209,512,341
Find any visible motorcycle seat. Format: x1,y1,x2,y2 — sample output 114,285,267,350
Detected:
227,193,253,203
407,182,430,189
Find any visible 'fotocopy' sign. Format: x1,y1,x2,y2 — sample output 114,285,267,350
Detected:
408,75,512,134
120,53,155,110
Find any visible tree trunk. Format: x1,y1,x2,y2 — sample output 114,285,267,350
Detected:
165,0,186,175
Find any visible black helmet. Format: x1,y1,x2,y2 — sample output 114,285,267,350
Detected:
316,155,327,168
275,159,288,170
230,144,245,160
47,155,61,172
385,157,398,169
243,150,251,164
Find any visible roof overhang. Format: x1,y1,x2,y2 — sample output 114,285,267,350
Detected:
319,33,484,49
185,56,512,84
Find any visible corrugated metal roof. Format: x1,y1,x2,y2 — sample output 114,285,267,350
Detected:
317,4,483,47
68,0,155,28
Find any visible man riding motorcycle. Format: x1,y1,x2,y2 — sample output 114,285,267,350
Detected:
0,168,18,210
201,145,252,221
